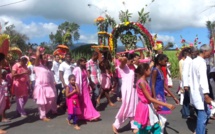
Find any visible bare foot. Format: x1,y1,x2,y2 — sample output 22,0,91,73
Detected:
112,125,118,134
109,102,115,107
66,119,72,126
74,125,81,130
42,117,50,122
0,129,7,134
89,117,100,122
210,116,215,120
96,99,100,105
117,97,122,102
1,118,11,123
133,129,138,134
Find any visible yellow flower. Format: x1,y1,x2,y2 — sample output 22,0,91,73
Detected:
109,34,114,51
153,43,162,50
124,22,130,26
98,31,107,34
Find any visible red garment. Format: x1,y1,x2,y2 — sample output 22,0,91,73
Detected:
161,66,167,79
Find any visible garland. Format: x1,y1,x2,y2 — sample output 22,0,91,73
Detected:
110,21,154,54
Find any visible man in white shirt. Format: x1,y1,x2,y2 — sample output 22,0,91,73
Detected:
51,54,63,107
189,44,215,134
59,53,74,88
28,56,36,98
181,48,193,119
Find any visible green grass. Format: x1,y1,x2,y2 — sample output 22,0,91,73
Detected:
164,51,179,78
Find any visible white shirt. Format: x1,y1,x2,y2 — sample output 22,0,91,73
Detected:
51,60,61,84
179,59,184,80
182,56,192,87
59,61,75,85
28,65,35,81
189,56,209,110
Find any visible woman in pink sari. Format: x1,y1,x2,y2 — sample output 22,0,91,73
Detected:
12,56,30,117
72,57,100,121
112,56,138,134
33,47,57,121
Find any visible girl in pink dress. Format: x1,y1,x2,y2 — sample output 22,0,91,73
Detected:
12,56,30,117
72,57,100,121
133,63,175,134
112,56,138,134
65,74,81,130
33,47,57,122
96,60,114,106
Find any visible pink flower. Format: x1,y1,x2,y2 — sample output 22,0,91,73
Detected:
181,39,185,43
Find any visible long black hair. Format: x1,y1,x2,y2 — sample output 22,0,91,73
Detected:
154,54,168,67
77,57,86,67
135,63,150,76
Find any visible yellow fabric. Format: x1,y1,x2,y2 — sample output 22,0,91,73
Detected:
28,61,32,66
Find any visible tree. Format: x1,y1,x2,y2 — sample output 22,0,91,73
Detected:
206,21,215,39
49,21,80,47
3,24,29,53
40,42,53,54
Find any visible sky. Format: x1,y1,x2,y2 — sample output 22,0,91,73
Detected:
0,0,215,49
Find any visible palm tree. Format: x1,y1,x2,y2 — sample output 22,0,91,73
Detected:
206,20,215,39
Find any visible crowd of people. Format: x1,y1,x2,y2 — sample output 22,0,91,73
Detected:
0,44,214,134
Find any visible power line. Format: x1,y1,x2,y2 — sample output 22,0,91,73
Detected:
0,0,27,8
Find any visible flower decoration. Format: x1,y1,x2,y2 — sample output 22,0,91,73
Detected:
181,39,185,43
176,35,201,60
9,47,22,57
109,34,114,52
124,21,130,26
95,16,105,22
153,41,163,51
0,34,10,56
98,31,108,35
111,22,154,55
53,44,69,59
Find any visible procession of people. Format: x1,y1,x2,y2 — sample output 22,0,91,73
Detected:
0,43,215,134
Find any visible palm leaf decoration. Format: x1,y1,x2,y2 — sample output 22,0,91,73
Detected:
137,8,150,24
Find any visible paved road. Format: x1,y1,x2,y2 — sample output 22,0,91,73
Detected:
1,79,215,134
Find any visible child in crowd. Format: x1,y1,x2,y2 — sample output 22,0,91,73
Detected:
28,56,36,98
134,63,175,134
166,59,173,88
65,75,81,130
97,60,115,106
150,54,179,133
150,54,179,114
1,69,11,123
